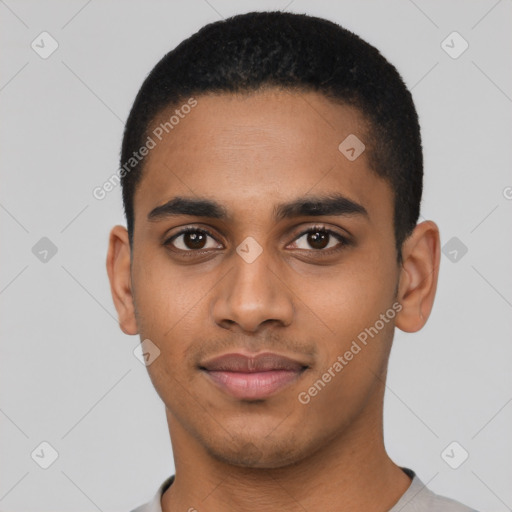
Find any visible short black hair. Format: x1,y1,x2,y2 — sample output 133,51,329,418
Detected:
120,10,422,258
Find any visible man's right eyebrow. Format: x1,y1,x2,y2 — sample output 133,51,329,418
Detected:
147,197,229,221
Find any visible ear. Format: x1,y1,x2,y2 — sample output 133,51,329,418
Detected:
106,225,138,335
395,221,441,333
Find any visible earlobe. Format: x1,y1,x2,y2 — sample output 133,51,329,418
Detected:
106,225,139,335
395,221,441,333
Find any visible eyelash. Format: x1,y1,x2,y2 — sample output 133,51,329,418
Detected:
163,225,350,256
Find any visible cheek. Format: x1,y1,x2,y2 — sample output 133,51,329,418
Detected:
296,260,397,341
133,249,203,321
133,274,205,408
295,315,394,427
291,253,398,399
131,253,204,365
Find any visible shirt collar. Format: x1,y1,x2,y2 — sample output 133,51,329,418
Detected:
137,468,421,512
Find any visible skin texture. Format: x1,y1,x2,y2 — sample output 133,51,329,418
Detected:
107,88,440,512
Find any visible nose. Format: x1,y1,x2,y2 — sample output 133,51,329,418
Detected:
211,249,295,333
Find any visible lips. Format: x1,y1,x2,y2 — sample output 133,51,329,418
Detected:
199,352,309,400
200,352,307,372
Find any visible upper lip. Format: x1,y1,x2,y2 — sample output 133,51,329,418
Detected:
199,352,309,373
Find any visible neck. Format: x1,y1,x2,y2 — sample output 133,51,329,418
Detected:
161,383,411,512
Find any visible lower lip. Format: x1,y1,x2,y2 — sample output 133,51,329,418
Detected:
203,369,305,400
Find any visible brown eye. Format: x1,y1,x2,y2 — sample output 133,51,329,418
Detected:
290,226,348,252
307,230,330,249
183,231,207,250
166,228,222,252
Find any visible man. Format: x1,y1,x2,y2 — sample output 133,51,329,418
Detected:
106,11,478,512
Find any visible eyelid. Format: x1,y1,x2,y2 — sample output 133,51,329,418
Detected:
293,224,348,239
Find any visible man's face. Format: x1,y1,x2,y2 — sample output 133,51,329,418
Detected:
129,89,400,468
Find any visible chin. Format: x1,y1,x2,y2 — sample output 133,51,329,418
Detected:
204,435,309,470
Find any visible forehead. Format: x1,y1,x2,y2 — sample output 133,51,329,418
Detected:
134,89,392,224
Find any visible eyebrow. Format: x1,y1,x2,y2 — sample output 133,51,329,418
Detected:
147,193,368,222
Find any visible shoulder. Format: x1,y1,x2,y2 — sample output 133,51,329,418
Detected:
427,492,479,512
129,475,175,512
391,468,479,512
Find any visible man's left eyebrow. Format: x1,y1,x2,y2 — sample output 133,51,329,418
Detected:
274,194,368,220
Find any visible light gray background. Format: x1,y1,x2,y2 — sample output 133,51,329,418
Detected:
1,1,511,511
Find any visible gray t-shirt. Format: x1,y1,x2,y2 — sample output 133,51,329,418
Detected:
130,467,478,512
